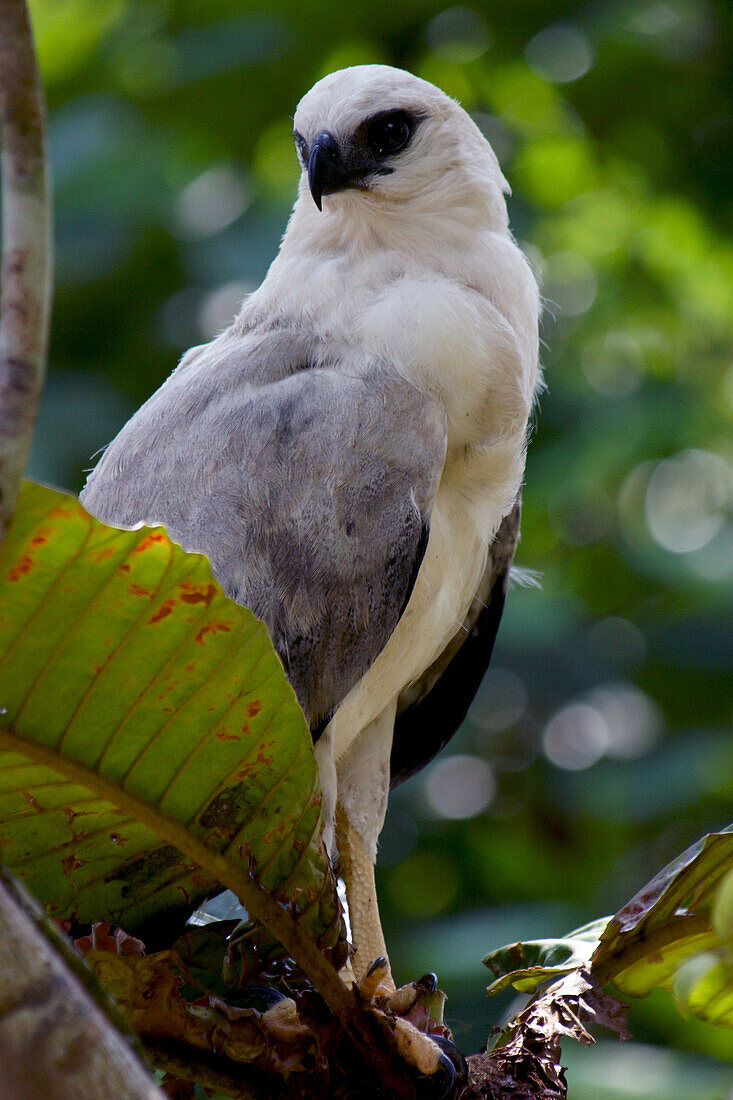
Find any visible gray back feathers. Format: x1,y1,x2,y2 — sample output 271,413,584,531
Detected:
81,322,447,728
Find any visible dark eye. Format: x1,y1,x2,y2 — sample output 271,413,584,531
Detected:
367,112,413,157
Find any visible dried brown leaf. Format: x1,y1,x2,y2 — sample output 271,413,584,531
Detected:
490,967,630,1099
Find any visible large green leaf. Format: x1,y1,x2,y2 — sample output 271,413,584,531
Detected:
484,827,733,1032
673,950,733,1027
483,918,610,995
593,826,733,997
0,482,342,951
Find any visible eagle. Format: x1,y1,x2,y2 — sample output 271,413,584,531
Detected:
81,64,540,993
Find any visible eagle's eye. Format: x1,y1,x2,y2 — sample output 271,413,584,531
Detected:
367,112,413,157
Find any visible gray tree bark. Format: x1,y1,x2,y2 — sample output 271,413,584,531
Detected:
0,874,165,1100
0,0,53,538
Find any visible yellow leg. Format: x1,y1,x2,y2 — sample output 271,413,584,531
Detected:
336,803,395,990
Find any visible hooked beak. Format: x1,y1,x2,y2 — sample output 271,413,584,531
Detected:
308,131,352,211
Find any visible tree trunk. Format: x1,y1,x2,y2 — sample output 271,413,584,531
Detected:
0,874,166,1100
0,0,53,538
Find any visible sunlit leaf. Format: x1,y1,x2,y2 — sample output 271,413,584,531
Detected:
486,827,733,1035
593,827,733,997
673,950,733,1027
0,482,342,953
483,918,609,994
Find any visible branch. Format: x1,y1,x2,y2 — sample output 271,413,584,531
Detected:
146,1041,271,1100
0,871,165,1100
0,0,53,539
0,728,419,1098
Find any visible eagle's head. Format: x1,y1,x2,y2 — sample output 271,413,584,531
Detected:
291,65,509,232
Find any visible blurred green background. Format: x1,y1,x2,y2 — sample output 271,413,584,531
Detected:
25,0,732,1095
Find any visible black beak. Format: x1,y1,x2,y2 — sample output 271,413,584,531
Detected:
308,131,351,211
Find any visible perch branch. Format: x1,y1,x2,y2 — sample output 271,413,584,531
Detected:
0,0,53,539
0,870,165,1100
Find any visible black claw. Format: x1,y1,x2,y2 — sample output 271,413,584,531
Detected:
432,1035,468,1097
437,1053,456,1096
366,955,388,978
416,971,439,995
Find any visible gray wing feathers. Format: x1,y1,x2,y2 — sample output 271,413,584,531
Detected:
81,326,447,727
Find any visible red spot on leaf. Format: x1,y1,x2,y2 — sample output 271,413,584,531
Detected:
118,562,131,573
91,547,116,562
22,791,42,810
30,533,48,545
216,730,241,742
256,742,274,767
247,701,262,718
134,531,168,553
184,663,195,674
194,621,231,645
62,854,84,875
6,555,34,581
130,583,153,598
179,582,217,605
62,806,94,827
262,822,287,844
148,599,176,625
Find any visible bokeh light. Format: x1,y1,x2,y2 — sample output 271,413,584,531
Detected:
541,251,598,317
199,280,254,338
581,331,645,398
175,165,250,239
524,23,594,84
542,703,609,770
584,682,663,759
425,7,490,64
424,754,497,819
645,450,731,554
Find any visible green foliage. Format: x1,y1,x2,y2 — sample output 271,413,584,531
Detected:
484,827,733,1037
483,918,609,995
0,482,342,948
17,0,733,1091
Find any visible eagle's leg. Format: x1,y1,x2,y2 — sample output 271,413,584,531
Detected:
330,711,462,1088
331,702,397,988
335,802,394,990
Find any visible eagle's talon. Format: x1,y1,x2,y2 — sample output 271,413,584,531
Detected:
436,1051,457,1096
366,955,389,978
388,1017,464,1095
358,955,392,1000
385,974,447,1033
432,1034,468,1091
416,971,438,995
